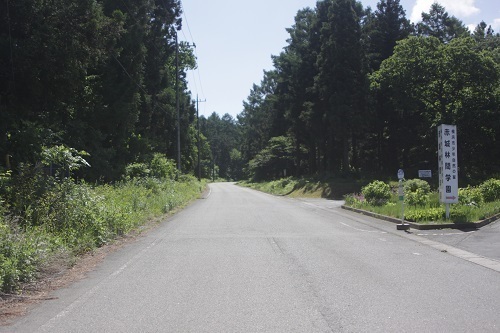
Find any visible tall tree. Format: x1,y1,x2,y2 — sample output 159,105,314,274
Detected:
416,3,469,43
371,37,500,177
364,0,412,72
274,8,317,175
314,0,368,173
362,0,412,173
0,0,122,172
238,71,279,164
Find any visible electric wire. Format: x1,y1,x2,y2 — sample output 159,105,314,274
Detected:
180,1,206,101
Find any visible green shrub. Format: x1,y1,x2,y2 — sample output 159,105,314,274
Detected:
405,188,429,207
404,178,431,194
0,223,51,293
459,186,483,206
479,178,500,202
362,181,391,206
124,163,150,179
344,194,358,206
149,154,176,180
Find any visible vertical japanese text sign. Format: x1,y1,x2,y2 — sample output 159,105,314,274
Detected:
438,124,458,203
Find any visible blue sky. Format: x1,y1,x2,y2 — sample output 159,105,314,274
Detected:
180,0,499,118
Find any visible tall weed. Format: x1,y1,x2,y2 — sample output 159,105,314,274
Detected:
1,171,205,293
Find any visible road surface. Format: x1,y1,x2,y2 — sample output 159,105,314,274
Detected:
3,183,500,332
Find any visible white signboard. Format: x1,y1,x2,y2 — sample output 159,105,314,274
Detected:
418,170,432,178
438,125,458,203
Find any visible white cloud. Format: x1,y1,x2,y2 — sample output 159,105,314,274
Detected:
491,18,500,33
410,0,480,23
466,23,476,32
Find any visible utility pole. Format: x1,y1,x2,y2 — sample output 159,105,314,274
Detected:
195,95,206,181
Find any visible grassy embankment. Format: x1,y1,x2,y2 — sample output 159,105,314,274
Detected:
239,176,364,199
0,175,206,294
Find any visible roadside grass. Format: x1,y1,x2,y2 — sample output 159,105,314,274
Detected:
345,179,500,225
240,176,500,225
239,176,364,199
346,194,500,225
0,176,206,293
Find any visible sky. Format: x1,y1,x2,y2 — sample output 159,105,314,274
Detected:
180,0,499,119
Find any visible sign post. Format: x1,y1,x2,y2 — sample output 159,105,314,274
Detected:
438,125,458,219
396,169,410,231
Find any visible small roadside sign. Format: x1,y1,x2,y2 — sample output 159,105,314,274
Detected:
418,170,432,178
397,169,404,180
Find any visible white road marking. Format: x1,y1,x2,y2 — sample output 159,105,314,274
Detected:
417,231,475,236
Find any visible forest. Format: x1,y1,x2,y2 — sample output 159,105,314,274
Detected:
1,0,499,182
1,0,208,181
235,0,500,183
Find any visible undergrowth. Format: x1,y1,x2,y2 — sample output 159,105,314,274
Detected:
344,178,500,224
0,172,205,293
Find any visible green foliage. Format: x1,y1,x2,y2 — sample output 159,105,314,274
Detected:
0,169,12,203
200,113,242,180
479,178,500,202
0,175,205,293
459,186,483,206
41,145,90,173
405,188,429,207
404,179,431,194
416,3,469,42
362,181,391,206
149,154,176,180
0,223,57,293
346,178,500,224
405,208,445,222
124,163,151,179
344,193,361,206
403,179,431,207
9,163,51,220
241,178,296,196
249,136,295,181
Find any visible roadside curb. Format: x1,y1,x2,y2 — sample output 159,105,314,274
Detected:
341,205,500,230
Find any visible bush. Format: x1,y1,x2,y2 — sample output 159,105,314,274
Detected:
362,181,391,206
0,223,52,293
124,163,150,179
149,154,176,180
405,188,429,207
479,178,500,202
404,178,431,194
459,186,483,206
344,193,365,207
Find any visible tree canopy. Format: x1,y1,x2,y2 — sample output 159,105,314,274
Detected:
238,0,500,181
0,0,199,181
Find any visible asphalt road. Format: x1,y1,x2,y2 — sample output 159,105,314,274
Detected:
416,220,500,261
3,183,500,332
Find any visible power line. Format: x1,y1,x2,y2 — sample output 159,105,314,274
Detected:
180,1,206,100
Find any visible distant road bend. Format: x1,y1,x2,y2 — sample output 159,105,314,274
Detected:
4,182,500,332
